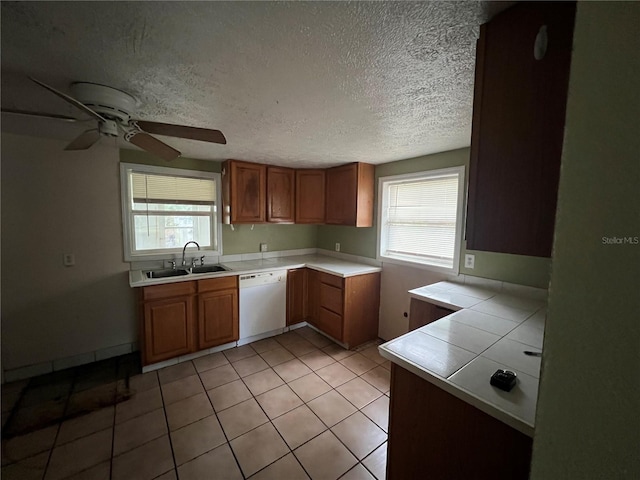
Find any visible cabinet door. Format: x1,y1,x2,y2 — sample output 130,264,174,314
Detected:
306,269,320,327
144,295,194,364
198,289,239,349
408,298,454,332
325,163,374,227
267,167,295,223
295,169,325,224
287,268,307,325
223,160,266,223
319,307,343,341
466,2,576,257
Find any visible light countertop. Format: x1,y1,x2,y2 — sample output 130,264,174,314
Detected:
379,280,547,437
129,254,381,287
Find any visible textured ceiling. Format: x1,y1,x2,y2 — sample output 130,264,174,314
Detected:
1,1,509,167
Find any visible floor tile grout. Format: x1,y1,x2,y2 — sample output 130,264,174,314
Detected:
2,327,389,480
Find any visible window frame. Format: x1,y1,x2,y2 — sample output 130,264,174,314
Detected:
376,166,466,274
120,162,222,262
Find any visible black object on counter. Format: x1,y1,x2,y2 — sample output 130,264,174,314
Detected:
490,369,517,392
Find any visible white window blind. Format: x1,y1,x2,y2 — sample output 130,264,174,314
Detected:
379,168,464,272
131,172,215,204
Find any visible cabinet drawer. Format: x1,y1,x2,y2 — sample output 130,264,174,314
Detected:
320,283,343,315
142,281,196,301
198,276,237,293
320,307,343,341
319,272,343,288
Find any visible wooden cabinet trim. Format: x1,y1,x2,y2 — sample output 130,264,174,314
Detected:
142,281,196,301
318,271,343,288
197,276,237,293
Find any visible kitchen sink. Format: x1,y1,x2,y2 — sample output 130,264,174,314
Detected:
190,265,228,274
145,268,190,279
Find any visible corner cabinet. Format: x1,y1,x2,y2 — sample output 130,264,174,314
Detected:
222,160,266,224
466,2,576,257
286,268,307,326
139,277,239,366
325,162,375,227
267,166,295,223
295,169,326,224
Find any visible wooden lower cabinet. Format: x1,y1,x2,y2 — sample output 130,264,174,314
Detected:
287,268,307,325
303,270,381,348
198,289,238,350
408,298,454,331
140,277,239,365
143,295,194,364
387,364,532,479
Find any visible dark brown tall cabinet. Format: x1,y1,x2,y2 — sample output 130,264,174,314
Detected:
466,2,576,257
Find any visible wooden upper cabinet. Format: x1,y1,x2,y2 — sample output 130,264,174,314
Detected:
295,169,326,224
222,160,266,224
267,167,295,223
325,162,375,227
466,2,576,257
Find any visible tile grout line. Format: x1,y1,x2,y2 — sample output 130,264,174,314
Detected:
40,367,78,480
193,355,246,479
156,369,181,480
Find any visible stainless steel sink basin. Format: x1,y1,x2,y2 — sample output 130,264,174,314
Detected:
145,268,190,279
190,265,228,274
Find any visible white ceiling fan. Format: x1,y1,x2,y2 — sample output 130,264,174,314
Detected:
1,77,227,161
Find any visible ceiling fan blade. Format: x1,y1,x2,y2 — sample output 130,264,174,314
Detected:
29,77,107,123
134,120,227,145
1,108,78,122
64,129,101,150
125,131,181,161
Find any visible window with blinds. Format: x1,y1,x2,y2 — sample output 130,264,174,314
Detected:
378,167,465,272
120,163,221,260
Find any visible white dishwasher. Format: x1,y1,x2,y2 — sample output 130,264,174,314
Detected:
239,270,287,343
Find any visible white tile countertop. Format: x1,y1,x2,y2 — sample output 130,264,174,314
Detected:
129,254,382,287
379,280,547,437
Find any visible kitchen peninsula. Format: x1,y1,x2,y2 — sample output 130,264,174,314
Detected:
380,280,546,479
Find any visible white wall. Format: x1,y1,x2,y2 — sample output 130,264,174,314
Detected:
378,263,451,340
1,134,136,371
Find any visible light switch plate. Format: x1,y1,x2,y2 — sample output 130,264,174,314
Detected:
63,253,75,266
335,242,341,252
464,254,475,269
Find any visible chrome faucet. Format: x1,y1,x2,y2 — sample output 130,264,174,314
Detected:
182,241,200,266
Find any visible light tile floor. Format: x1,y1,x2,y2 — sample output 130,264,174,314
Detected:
1,326,390,479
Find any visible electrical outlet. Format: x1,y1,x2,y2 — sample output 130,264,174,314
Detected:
464,254,475,269
63,253,75,267
335,242,341,252
260,243,268,252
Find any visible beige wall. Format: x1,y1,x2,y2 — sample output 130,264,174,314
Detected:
531,2,640,477
1,134,136,370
